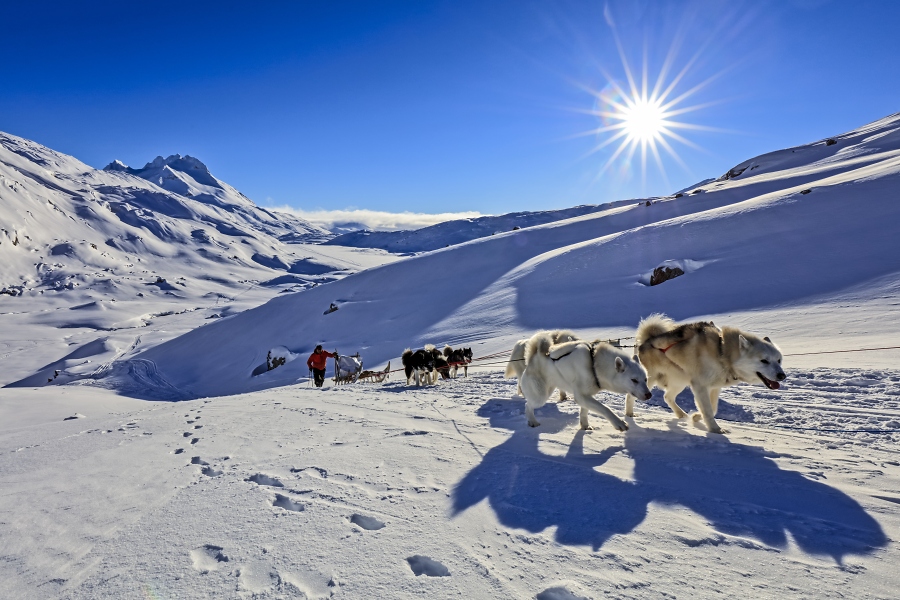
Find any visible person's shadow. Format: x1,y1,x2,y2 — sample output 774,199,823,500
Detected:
451,399,887,560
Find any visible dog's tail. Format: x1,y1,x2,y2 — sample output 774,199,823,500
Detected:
505,340,527,378
401,348,413,367
443,345,453,357
523,331,554,367
424,343,436,353
635,314,677,347
553,329,579,344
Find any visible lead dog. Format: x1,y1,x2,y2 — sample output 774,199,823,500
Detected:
625,314,786,434
505,330,578,398
443,346,473,378
402,346,436,386
520,331,651,431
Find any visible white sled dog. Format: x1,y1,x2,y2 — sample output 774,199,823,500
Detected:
520,331,652,431
505,330,578,400
626,314,786,434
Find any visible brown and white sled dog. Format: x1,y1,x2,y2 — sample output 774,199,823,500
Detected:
520,331,652,431
626,314,786,434
505,330,578,398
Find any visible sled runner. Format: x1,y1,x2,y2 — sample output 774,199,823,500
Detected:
358,362,391,383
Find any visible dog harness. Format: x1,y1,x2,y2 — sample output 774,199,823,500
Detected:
658,341,681,354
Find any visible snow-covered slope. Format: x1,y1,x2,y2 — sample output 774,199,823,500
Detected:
103,154,327,243
0,132,399,387
97,113,900,400
324,203,627,253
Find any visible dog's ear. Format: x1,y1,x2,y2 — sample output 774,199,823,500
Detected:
763,336,771,343
615,356,625,372
739,334,751,351
633,354,640,363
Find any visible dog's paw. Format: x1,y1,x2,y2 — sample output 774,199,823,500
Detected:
625,410,634,417
580,424,594,431
691,413,703,422
528,420,540,428
674,410,688,419
709,427,729,435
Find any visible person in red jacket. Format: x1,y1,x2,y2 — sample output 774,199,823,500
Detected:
307,345,336,388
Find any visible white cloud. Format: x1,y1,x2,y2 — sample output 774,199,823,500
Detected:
270,206,485,233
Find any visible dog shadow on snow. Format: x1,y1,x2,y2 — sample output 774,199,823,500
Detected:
451,399,887,562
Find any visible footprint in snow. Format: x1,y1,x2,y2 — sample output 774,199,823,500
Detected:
246,473,284,487
536,587,589,600
406,555,449,577
272,493,304,512
183,432,192,437
191,456,209,465
191,438,199,444
194,425,202,429
202,466,223,477
173,448,184,454
190,544,229,574
350,514,385,530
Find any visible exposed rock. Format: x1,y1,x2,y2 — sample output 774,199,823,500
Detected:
825,138,837,146
650,265,685,286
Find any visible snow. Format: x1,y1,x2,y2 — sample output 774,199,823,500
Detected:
2,113,900,598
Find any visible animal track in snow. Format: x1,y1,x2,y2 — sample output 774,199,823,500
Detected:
202,466,223,477
536,587,589,600
183,432,192,437
350,514,385,530
191,437,199,444
272,494,304,512
406,555,449,577
191,456,209,465
194,425,202,429
190,544,229,574
246,473,284,487
173,448,184,454
290,466,327,478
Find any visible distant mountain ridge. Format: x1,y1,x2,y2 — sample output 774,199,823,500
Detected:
324,203,632,254
0,131,340,297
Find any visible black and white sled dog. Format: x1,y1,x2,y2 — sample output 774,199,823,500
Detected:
520,331,652,431
402,345,449,386
402,346,434,386
443,346,474,378
505,330,578,398
626,314,786,434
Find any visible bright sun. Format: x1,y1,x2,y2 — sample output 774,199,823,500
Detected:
621,98,666,144
577,21,724,190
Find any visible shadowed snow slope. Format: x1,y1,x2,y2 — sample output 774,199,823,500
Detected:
107,113,900,399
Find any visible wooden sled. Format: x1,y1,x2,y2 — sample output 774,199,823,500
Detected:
358,361,391,383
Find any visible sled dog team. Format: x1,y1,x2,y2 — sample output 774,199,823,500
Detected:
506,314,786,434
401,345,473,386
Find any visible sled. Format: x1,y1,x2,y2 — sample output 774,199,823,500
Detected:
333,352,363,384
358,361,391,383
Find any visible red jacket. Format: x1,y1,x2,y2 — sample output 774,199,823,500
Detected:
307,349,336,370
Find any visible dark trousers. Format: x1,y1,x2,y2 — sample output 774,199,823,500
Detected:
312,368,326,387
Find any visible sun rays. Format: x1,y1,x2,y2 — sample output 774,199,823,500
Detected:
578,14,729,192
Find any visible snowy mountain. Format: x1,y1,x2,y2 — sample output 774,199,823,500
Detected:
0,132,398,387
324,203,630,253
94,112,900,400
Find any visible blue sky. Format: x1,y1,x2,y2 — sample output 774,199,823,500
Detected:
2,0,899,226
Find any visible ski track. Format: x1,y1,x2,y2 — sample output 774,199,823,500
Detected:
1,369,899,599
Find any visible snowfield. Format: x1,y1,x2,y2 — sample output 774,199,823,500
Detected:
2,114,900,598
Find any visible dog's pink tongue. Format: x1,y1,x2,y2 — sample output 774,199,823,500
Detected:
769,380,780,390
